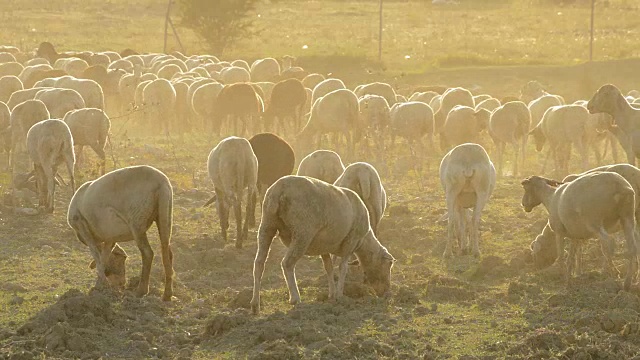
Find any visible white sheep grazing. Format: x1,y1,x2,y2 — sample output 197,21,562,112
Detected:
489,101,531,176
117,68,143,113
133,79,153,123
220,66,251,84
440,143,496,257
302,73,325,90
299,89,360,155
63,108,111,175
441,105,491,151
108,59,134,73
142,78,176,134
18,64,53,84
529,105,591,176
475,97,501,113
389,101,435,154
0,75,23,103
311,78,346,105
24,119,75,213
0,62,24,78
157,64,183,80
206,136,258,249
297,149,345,184
473,94,492,104
231,59,250,72
250,58,280,82
527,94,564,128
354,82,397,107
6,87,51,110
250,175,395,314
9,99,50,167
55,76,105,110
521,173,637,289
409,91,439,104
434,87,474,134
573,99,616,165
358,94,390,148
59,58,89,78
429,94,442,113
35,88,86,118
67,165,174,300
334,162,387,236
191,82,224,130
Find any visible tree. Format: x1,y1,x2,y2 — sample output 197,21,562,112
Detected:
177,0,259,55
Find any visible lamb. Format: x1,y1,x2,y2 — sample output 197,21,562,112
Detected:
389,101,434,154
250,175,395,314
298,89,360,155
0,75,23,103
531,163,640,269
205,136,258,249
263,78,307,134
587,84,640,165
529,105,591,176
250,58,280,82
434,87,474,134
63,108,111,175
248,132,295,195
67,165,174,300
440,105,491,151
35,88,86,118
297,150,345,184
440,143,496,257
354,82,397,107
23,119,75,213
334,162,387,236
520,173,637,289
311,78,346,105
488,101,531,176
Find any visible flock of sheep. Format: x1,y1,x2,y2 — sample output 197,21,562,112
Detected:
2,41,640,314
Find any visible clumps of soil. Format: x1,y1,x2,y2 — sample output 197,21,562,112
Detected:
507,281,541,297
395,285,420,305
507,328,566,356
228,288,253,309
471,255,507,279
203,310,250,337
426,275,475,302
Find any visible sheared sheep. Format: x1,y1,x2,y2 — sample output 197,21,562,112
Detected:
297,150,345,184
23,119,75,213
528,94,564,128
35,88,86,118
440,143,496,257
311,78,346,105
67,165,174,300
587,84,640,165
8,99,50,168
441,105,490,151
142,78,176,134
488,101,531,176
263,78,307,134
529,105,591,176
434,87,474,134
250,175,395,314
355,82,397,107
334,162,387,236
206,136,258,248
359,94,391,153
521,173,637,289
63,108,110,175
250,58,280,82
389,101,434,155
298,89,360,155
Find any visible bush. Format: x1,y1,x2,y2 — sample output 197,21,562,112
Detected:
177,0,259,55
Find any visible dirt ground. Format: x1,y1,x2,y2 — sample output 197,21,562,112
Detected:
2,60,640,359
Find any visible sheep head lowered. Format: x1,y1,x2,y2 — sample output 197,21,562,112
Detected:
520,176,562,212
530,224,557,269
587,84,625,115
89,245,128,291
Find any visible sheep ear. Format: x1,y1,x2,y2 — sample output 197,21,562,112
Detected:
520,178,530,186
112,245,128,258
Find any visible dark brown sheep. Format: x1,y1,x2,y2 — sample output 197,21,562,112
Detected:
215,83,262,135
248,132,295,194
263,78,307,133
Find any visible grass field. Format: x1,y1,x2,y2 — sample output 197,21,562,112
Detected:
2,0,640,359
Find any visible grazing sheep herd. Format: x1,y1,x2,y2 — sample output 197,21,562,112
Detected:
3,42,640,317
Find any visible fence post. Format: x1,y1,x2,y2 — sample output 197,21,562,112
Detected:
164,0,173,53
378,0,383,61
589,0,595,62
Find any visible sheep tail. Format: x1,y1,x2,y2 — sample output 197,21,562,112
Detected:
463,168,475,178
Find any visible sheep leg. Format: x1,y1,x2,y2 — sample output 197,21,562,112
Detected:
457,207,467,255
215,189,229,243
471,196,487,258
64,150,76,194
621,216,638,290
90,143,107,176
553,234,566,270
566,240,578,288
43,164,56,213
443,189,460,258
34,165,46,209
233,195,243,249
251,221,277,315
597,228,620,279
74,145,83,173
281,234,308,306
133,231,154,298
321,254,336,300
335,255,350,300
